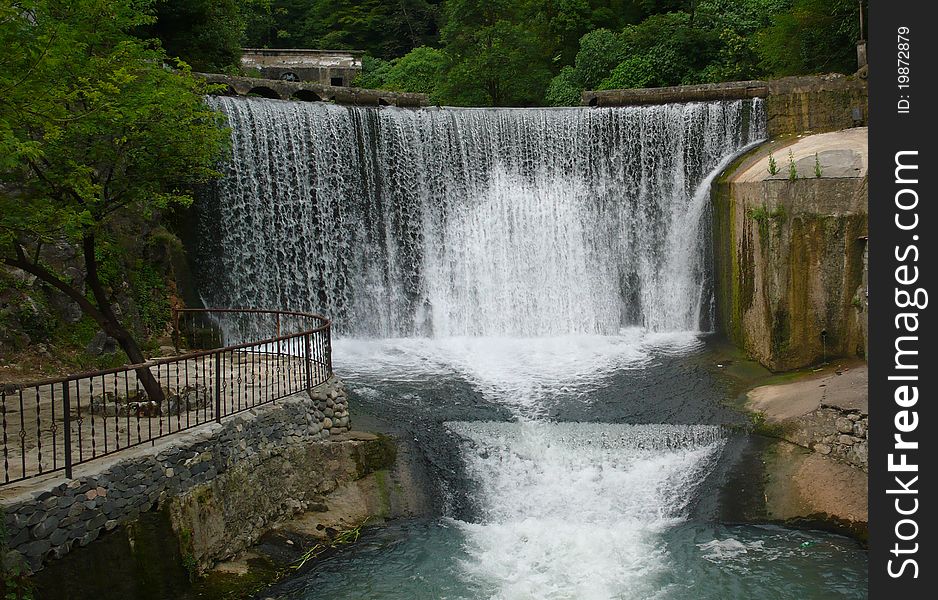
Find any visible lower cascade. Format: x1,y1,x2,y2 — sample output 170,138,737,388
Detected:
448,422,725,598
198,97,765,337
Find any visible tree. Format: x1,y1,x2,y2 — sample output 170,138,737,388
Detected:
145,0,248,73
439,0,552,106
0,0,229,402
383,46,449,100
545,66,582,106
243,0,442,60
756,0,861,76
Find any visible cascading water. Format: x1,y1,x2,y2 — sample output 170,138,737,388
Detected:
198,97,765,337
449,423,725,599
196,97,866,599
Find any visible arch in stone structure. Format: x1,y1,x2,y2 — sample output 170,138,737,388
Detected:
247,86,281,100
291,89,323,102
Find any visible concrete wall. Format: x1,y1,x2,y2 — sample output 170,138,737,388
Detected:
1,377,352,574
583,74,868,138
712,129,868,371
240,49,363,87
765,75,868,138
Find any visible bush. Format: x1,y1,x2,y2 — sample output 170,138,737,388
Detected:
384,46,449,99
545,67,583,106
598,55,656,90
573,29,627,90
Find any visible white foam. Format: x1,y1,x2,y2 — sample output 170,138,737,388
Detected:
447,422,725,599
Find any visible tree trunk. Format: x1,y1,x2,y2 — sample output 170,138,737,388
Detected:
4,238,166,405
82,234,165,405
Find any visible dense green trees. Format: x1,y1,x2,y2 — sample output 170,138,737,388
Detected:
145,0,247,72
132,0,871,106
142,0,864,106
0,0,229,397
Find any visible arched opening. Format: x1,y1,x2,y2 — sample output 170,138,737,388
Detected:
292,89,323,102
588,96,599,107
223,85,238,96
247,86,281,99
378,98,391,107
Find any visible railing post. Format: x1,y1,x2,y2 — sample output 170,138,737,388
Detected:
62,381,72,479
304,333,312,391
214,351,222,423
276,312,282,356
325,325,333,375
172,307,180,354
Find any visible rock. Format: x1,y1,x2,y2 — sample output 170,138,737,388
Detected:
322,417,333,429
835,417,854,434
22,539,51,559
86,330,118,356
49,528,69,546
814,443,832,455
838,434,855,446
31,515,60,540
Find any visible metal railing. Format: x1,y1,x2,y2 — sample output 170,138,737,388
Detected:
0,308,332,487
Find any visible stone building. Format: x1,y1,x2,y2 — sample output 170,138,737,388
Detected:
240,48,364,87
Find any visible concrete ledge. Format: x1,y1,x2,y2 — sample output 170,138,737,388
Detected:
582,80,768,107
197,73,429,108
584,74,868,137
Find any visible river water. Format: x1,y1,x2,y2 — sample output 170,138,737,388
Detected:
196,97,867,599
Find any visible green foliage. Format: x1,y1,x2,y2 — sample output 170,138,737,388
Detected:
146,0,246,73
235,0,861,106
545,66,582,106
0,0,230,249
787,149,798,181
129,260,170,337
383,46,449,99
355,55,394,89
814,152,823,178
0,0,229,380
243,0,442,60
767,153,779,175
438,0,553,106
598,54,655,90
573,29,626,90
756,0,862,77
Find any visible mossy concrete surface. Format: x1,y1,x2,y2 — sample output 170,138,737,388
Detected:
743,361,868,540
712,128,868,371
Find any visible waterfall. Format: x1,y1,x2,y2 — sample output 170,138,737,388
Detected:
197,97,765,337
447,422,726,598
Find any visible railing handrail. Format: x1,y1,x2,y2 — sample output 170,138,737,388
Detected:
0,308,330,391
0,307,334,487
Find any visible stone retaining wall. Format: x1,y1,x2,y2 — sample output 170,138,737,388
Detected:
1,376,350,573
788,404,869,471
198,73,428,107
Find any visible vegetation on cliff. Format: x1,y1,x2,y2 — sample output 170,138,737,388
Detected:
0,0,229,386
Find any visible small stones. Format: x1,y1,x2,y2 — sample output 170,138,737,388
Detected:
835,417,854,434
